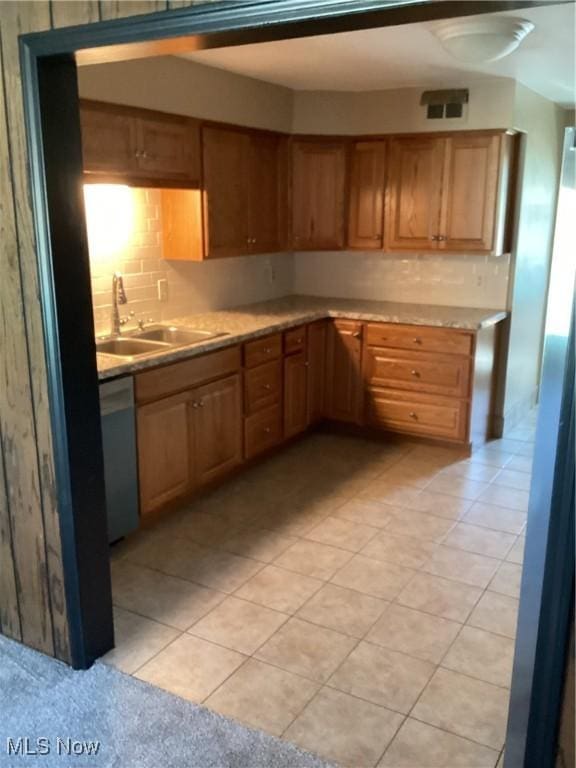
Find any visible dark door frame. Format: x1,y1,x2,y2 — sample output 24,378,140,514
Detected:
16,0,572,762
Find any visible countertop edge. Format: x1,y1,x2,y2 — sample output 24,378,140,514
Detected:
97,304,509,382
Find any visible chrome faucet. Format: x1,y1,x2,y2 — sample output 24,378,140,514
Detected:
111,272,128,336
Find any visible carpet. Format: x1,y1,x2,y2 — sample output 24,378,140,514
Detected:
0,636,332,768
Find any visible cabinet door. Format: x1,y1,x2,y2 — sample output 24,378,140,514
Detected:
325,320,363,424
203,126,250,258
248,133,284,254
348,141,386,249
292,140,347,250
81,102,138,175
307,320,327,423
137,391,194,518
192,374,243,486
284,351,309,439
137,115,200,182
438,133,501,253
385,136,444,251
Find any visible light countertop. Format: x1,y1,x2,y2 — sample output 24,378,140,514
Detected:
97,295,508,381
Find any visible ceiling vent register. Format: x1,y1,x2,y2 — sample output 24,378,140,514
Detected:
420,89,469,120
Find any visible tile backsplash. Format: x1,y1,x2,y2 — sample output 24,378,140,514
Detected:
293,250,510,309
87,186,509,337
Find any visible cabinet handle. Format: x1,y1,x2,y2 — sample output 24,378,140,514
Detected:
431,235,439,241
411,369,420,377
413,337,422,345
373,234,382,240
353,331,362,338
409,411,418,420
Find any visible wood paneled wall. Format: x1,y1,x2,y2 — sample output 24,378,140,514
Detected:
0,0,208,663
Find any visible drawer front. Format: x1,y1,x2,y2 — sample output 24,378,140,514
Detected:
363,347,471,398
244,334,282,368
365,323,473,356
245,404,283,459
245,359,282,415
284,325,307,355
135,345,241,403
366,388,468,442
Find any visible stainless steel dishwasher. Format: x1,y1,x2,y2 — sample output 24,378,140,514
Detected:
99,377,139,543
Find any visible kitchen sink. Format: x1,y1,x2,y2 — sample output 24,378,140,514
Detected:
96,325,226,359
135,325,224,346
96,337,170,358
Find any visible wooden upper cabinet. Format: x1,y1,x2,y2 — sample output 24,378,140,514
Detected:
192,374,243,486
325,320,364,424
439,133,510,254
292,139,347,250
202,126,250,259
81,102,138,176
386,131,515,255
348,141,386,250
136,114,199,181
81,100,200,184
385,136,444,252
248,133,286,254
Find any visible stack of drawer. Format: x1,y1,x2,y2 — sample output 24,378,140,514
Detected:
363,323,473,442
243,334,283,459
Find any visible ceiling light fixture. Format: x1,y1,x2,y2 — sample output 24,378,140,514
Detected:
430,16,535,64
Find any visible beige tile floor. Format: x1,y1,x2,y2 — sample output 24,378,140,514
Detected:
105,411,536,768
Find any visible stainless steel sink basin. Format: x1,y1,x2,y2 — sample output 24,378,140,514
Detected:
96,337,170,358
135,325,225,346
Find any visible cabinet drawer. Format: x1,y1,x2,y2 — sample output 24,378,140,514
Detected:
284,325,307,355
244,334,282,368
245,404,283,459
366,388,468,442
363,347,471,398
365,323,473,356
135,345,241,403
245,359,282,415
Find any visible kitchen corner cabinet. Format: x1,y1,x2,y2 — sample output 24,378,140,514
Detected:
283,327,309,439
307,321,327,423
325,320,364,424
291,139,347,250
81,100,200,185
386,131,515,255
348,141,387,250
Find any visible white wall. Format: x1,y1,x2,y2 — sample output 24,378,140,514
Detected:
292,78,516,135
501,84,565,426
78,56,293,133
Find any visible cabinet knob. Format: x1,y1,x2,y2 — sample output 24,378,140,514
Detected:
373,234,382,240
198,400,204,408
304,361,310,367
411,369,420,377
353,331,362,338
191,401,199,408
296,338,303,344
409,411,418,420
263,427,271,434
413,337,422,345
264,347,272,354
431,235,439,241
437,235,446,242
262,383,271,391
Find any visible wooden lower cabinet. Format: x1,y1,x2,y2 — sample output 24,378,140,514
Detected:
245,404,283,459
366,388,468,442
192,374,243,486
325,320,364,423
307,321,327,423
284,351,309,439
137,391,194,518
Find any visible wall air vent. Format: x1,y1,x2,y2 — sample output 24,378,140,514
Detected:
420,89,469,121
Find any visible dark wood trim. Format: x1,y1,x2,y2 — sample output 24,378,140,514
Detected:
20,50,113,669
